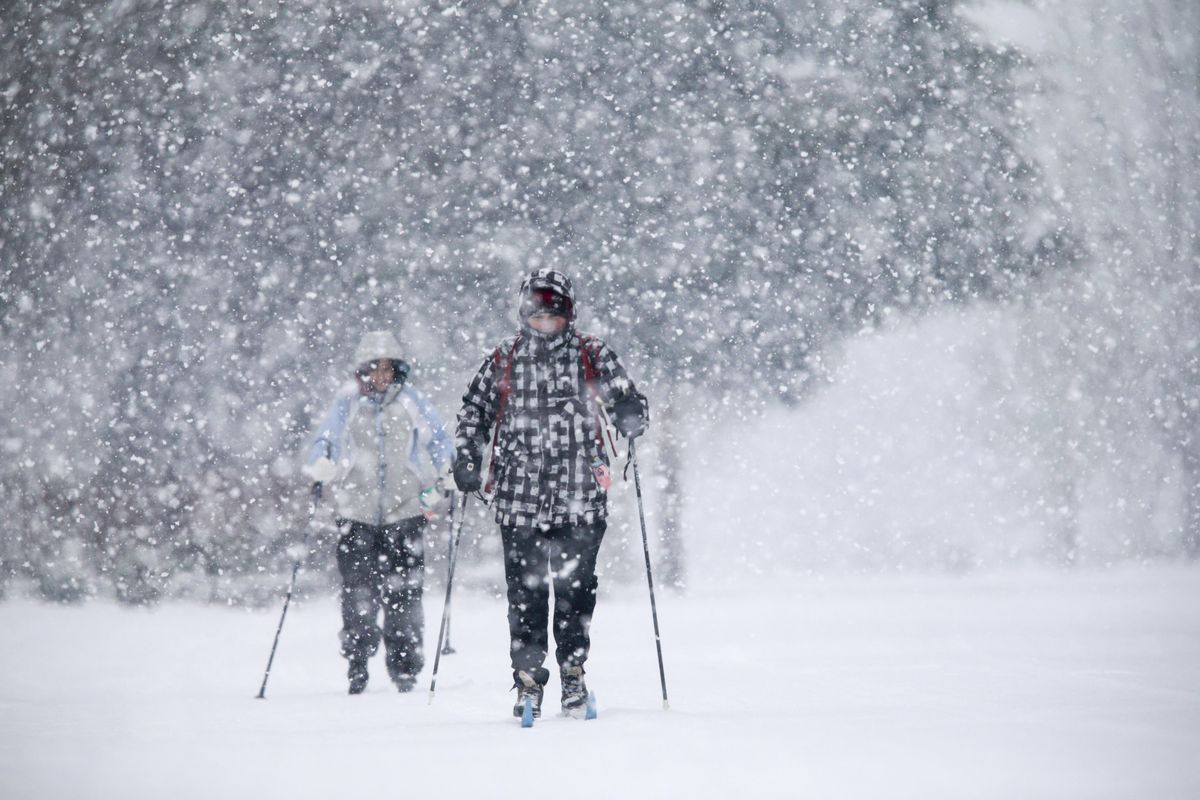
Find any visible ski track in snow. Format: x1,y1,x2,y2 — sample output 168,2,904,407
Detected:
2,566,1199,799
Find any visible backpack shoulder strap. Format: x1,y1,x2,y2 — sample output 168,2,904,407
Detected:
495,334,521,423
484,335,521,494
579,334,599,383
577,334,617,456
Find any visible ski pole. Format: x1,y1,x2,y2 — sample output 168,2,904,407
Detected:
629,438,669,710
441,491,458,656
256,482,322,699
428,491,469,704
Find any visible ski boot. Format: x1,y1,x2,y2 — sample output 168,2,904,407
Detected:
387,658,419,693
348,658,369,695
512,670,545,720
560,665,589,717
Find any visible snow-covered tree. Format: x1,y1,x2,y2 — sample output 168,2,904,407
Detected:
967,0,1199,562
1,0,1067,599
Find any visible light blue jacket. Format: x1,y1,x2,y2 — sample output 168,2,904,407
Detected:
307,382,454,526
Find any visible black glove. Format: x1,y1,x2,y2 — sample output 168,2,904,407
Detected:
611,394,647,440
453,451,482,493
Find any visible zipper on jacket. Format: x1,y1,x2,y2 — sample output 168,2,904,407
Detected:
536,343,552,525
374,397,387,527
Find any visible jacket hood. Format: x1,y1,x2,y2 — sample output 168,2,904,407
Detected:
352,330,404,368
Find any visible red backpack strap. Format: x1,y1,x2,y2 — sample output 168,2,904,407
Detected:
579,335,617,456
484,335,520,494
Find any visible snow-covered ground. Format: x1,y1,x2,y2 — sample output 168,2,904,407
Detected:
2,565,1198,799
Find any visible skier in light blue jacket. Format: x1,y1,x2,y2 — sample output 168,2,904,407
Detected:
304,330,454,694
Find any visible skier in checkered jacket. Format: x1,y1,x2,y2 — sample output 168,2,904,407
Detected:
453,268,648,719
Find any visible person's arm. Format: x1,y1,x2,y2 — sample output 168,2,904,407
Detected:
455,348,503,461
405,386,455,473
587,338,649,438
452,346,504,492
305,393,352,476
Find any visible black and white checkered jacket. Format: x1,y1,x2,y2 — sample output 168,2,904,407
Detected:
455,328,648,528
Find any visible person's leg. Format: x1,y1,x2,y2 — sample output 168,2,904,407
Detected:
547,520,605,713
380,516,427,689
500,524,552,689
549,520,606,669
336,521,383,692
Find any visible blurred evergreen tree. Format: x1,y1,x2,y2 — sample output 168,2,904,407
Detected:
1,0,1067,600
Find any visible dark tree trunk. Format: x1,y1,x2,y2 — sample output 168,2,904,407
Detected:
1046,468,1081,568
1182,446,1200,558
656,399,686,590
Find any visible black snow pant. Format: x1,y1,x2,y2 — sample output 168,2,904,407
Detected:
336,516,426,680
500,521,606,686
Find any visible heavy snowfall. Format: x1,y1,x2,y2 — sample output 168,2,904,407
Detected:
1,1,1198,798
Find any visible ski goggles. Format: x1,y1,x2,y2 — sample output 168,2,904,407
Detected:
523,288,573,318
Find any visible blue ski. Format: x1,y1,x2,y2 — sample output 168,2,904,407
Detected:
585,692,597,720
520,696,535,728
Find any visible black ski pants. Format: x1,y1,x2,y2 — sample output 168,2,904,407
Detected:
336,516,426,680
500,521,606,686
